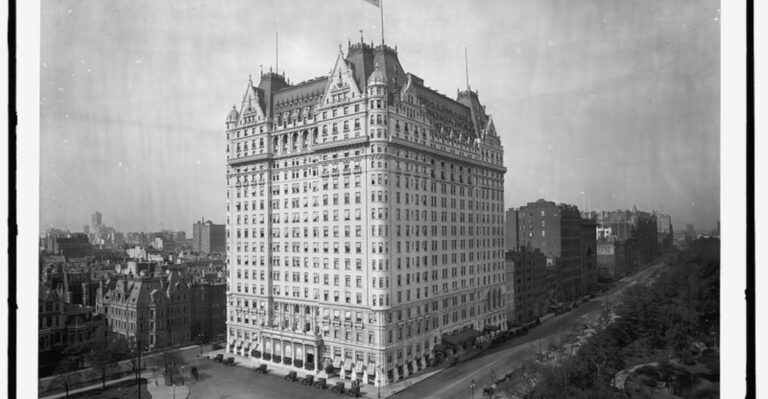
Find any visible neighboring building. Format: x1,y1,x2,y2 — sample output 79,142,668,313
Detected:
96,271,191,350
516,199,584,303
505,249,547,327
580,219,597,296
504,208,519,252
39,283,104,376
224,40,506,385
192,219,226,254
190,282,227,342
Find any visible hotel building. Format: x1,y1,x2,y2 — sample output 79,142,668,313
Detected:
224,40,505,385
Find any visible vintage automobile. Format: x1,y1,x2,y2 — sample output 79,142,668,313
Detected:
284,371,298,382
346,380,361,397
313,377,328,389
300,374,314,385
330,381,346,394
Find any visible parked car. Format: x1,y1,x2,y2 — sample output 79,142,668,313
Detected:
313,378,327,389
330,381,346,394
284,371,298,382
223,357,235,366
346,381,361,397
300,375,314,385
213,354,224,363
254,364,268,374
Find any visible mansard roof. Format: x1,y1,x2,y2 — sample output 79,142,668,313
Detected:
229,39,493,141
101,271,187,307
408,81,476,138
273,76,328,116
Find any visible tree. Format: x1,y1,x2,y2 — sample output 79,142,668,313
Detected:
84,326,117,389
190,366,199,381
49,356,81,399
153,349,185,385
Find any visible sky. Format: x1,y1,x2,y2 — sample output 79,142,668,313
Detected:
39,0,721,235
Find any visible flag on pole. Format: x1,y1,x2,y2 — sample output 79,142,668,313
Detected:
363,0,385,44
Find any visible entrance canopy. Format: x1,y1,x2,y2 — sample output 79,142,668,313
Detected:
442,328,482,346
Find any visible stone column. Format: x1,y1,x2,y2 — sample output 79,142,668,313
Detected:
315,346,320,372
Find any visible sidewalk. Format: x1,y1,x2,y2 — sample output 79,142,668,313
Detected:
40,375,137,399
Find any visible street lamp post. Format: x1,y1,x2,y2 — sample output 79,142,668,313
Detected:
172,384,176,399
377,366,382,399
470,379,476,399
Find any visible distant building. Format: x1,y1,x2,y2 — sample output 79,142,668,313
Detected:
96,271,191,350
655,212,673,248
590,207,660,278
685,224,697,241
505,249,547,327
55,233,92,259
596,239,616,280
633,211,659,263
192,219,226,254
91,211,102,229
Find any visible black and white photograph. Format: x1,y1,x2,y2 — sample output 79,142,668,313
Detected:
9,0,753,398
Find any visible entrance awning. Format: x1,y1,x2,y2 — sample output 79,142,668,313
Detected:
442,329,482,346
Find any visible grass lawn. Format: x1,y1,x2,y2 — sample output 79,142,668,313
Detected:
69,378,151,399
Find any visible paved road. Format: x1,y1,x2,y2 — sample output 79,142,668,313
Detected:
390,260,665,399
181,355,341,399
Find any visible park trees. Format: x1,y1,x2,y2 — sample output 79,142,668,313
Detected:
153,348,185,385
49,356,81,399
526,239,720,398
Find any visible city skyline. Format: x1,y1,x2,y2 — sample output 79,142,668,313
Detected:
40,0,720,233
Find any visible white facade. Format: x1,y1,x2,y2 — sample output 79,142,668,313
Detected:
224,43,506,385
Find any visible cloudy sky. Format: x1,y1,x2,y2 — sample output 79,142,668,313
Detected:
40,0,720,234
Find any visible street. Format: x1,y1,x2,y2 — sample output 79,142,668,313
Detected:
390,260,665,399
179,351,342,399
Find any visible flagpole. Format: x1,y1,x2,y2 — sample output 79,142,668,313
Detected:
465,47,469,90
275,32,279,74
380,0,385,45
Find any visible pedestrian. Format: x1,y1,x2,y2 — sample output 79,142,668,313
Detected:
155,379,158,387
